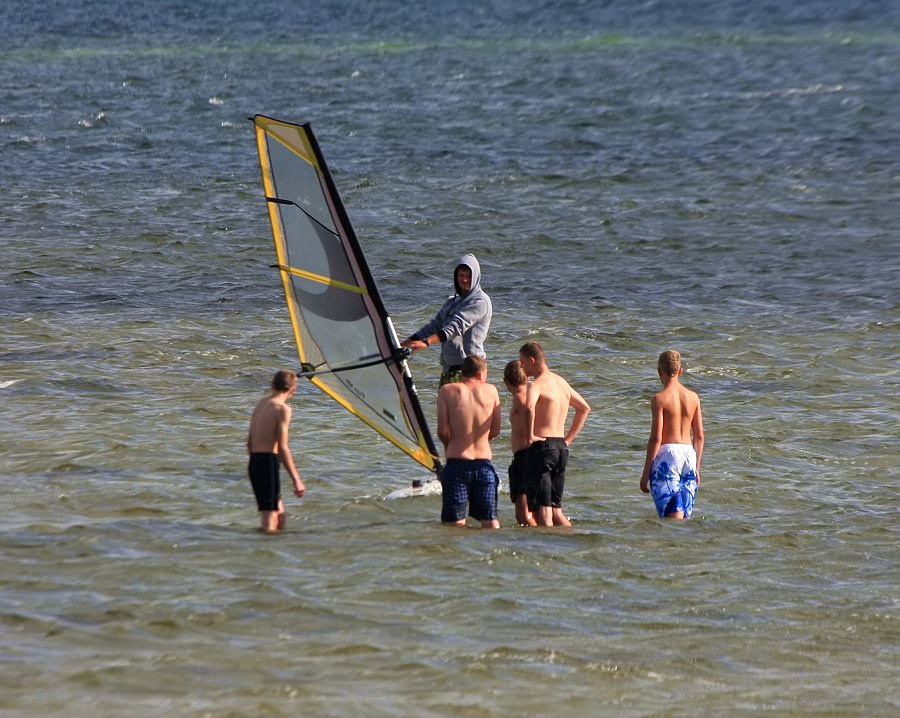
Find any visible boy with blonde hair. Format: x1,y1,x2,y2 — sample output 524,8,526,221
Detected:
503,359,536,526
640,350,704,519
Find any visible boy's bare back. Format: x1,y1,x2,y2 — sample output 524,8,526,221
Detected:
519,342,591,447
245,370,305,527
653,382,701,445
437,380,501,461
529,371,579,440
502,359,531,453
247,395,291,454
641,350,705,495
507,388,530,453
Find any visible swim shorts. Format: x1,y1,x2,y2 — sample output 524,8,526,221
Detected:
440,458,499,523
648,443,698,518
508,448,528,501
248,452,281,512
439,365,462,386
526,438,568,510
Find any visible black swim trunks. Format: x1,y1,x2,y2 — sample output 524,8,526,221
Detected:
508,448,529,502
526,438,568,510
248,452,281,512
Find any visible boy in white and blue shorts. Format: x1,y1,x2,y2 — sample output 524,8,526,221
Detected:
647,444,698,518
640,350,705,520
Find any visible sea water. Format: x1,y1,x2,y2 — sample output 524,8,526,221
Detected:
1,1,897,715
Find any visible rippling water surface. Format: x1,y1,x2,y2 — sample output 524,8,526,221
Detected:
1,1,898,715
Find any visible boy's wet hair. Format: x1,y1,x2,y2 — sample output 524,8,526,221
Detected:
519,341,545,363
461,355,486,378
657,350,682,376
272,369,298,392
503,359,527,387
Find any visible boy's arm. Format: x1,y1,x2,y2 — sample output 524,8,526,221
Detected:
246,405,256,454
640,396,663,493
436,387,451,450
523,381,538,444
564,387,591,446
489,387,502,441
691,396,704,485
275,405,305,496
402,302,448,351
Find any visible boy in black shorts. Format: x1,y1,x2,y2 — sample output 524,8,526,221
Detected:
246,370,306,532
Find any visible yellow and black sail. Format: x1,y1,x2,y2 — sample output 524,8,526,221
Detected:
252,115,441,475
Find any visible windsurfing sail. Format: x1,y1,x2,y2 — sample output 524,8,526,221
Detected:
252,115,441,475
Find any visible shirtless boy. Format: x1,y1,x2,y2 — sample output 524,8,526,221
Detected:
519,342,591,527
246,370,306,533
503,359,536,526
436,355,502,528
640,350,704,520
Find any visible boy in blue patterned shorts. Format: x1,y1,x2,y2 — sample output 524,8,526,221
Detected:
640,350,705,519
436,355,501,528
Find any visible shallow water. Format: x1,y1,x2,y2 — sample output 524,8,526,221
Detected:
1,1,898,715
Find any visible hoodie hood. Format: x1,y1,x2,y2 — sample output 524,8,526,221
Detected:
453,253,482,296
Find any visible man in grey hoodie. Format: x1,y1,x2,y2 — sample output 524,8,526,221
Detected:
401,253,492,385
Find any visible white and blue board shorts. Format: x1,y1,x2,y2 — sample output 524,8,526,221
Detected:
649,443,698,518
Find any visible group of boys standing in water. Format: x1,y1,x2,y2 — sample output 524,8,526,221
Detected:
399,253,591,528
427,344,591,529
247,253,704,532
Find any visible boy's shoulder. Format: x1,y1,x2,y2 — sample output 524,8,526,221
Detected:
440,381,473,399
653,382,682,404
475,381,500,399
253,394,276,412
266,396,290,419
535,369,568,389
677,381,700,398
510,389,527,406
654,381,675,396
